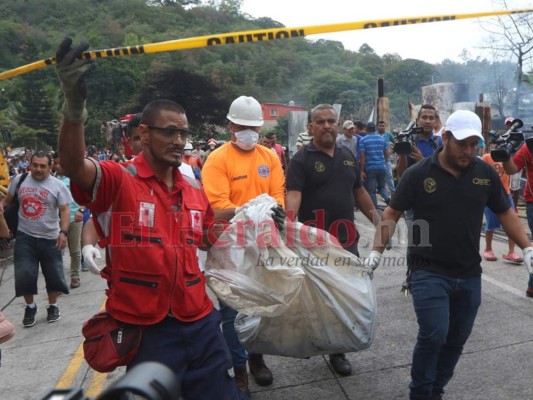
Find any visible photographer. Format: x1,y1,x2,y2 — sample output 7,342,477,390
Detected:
502,137,533,297
396,105,442,179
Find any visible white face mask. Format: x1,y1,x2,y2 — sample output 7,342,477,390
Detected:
209,145,215,150
234,129,259,150
184,150,192,156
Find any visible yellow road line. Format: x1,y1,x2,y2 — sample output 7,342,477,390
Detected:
55,341,88,389
55,300,108,395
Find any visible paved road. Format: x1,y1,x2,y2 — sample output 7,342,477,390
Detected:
1,210,533,400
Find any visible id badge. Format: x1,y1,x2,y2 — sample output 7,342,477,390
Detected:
139,202,155,228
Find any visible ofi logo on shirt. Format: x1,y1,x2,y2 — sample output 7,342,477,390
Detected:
258,165,270,177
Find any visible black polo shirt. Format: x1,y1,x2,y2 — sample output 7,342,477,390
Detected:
391,149,510,277
286,143,362,248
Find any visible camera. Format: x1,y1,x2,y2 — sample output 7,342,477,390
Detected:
490,119,531,162
37,362,180,400
393,121,424,155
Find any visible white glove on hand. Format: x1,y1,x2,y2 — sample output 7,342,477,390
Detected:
523,246,533,275
82,244,102,274
364,251,382,271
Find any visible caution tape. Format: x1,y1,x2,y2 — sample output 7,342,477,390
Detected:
1,8,532,81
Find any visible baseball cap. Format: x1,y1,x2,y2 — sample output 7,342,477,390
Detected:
444,110,483,141
366,122,376,131
505,116,514,125
343,120,355,129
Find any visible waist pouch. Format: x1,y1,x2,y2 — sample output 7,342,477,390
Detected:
82,311,143,373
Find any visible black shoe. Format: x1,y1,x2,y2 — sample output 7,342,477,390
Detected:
248,354,273,386
46,305,60,323
23,305,37,327
329,353,352,376
234,367,251,397
430,394,443,400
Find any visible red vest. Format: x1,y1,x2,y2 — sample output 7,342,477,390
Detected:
84,157,214,325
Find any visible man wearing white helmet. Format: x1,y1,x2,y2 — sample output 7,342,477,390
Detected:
182,141,203,181
365,110,533,400
202,95,286,397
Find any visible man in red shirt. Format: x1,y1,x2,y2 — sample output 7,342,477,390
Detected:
55,38,246,400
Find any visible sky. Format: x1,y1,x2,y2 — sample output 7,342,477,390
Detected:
240,0,532,64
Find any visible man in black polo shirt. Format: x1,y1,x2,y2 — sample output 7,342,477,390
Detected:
365,110,533,400
285,103,379,376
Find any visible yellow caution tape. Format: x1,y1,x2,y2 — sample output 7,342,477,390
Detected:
1,8,532,81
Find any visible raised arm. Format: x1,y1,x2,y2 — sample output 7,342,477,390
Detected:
55,37,97,193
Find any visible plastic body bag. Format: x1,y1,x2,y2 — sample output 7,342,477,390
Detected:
205,194,377,358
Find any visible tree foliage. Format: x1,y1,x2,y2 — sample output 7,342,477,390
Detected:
0,0,530,149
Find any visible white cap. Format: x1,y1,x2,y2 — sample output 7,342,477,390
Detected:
444,110,483,141
184,142,193,150
343,120,355,129
505,116,514,125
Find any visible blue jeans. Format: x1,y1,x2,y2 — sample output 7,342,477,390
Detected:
409,271,481,400
385,159,395,195
364,169,388,208
14,231,69,296
129,309,247,400
219,302,248,369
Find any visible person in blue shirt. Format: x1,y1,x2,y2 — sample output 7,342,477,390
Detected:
397,105,442,179
359,122,390,208
377,120,396,196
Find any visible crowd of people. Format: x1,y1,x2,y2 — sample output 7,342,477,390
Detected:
3,37,533,400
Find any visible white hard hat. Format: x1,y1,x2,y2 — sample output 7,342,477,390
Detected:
184,142,193,150
227,96,264,127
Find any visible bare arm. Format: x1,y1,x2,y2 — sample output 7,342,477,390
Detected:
81,217,100,246
285,190,302,221
0,203,10,238
371,206,403,253
498,208,532,250
396,154,408,178
213,208,236,221
57,204,70,250
502,159,519,175
353,187,381,226
58,119,97,193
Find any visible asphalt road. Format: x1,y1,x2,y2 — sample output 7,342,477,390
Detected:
1,209,533,400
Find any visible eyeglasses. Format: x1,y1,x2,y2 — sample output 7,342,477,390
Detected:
145,125,193,140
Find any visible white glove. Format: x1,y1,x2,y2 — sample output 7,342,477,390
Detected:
523,246,533,275
82,244,102,274
363,251,382,271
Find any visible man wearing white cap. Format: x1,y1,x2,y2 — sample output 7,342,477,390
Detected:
364,110,533,400
336,120,360,160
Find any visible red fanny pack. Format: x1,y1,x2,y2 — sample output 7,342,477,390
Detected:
82,311,143,373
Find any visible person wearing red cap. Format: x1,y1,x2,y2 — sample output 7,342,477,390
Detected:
366,110,533,399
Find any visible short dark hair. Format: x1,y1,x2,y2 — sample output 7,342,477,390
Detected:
140,100,186,126
31,150,52,166
126,113,142,137
418,104,437,117
354,121,364,129
264,132,275,139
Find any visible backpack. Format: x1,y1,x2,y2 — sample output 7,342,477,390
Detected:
4,172,28,237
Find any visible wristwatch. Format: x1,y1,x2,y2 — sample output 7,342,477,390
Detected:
59,229,68,237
